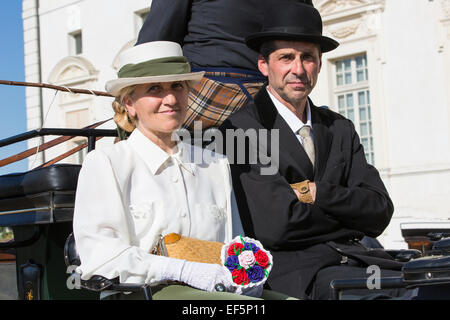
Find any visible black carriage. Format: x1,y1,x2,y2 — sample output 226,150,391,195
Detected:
1,83,450,300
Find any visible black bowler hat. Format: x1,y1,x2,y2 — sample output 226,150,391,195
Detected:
245,2,339,53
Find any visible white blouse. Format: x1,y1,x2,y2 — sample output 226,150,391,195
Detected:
73,128,244,285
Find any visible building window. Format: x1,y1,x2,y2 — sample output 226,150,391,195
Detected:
66,109,89,164
69,30,83,55
73,139,88,164
334,54,374,165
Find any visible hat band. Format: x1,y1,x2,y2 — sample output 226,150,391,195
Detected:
118,56,191,78
262,26,323,37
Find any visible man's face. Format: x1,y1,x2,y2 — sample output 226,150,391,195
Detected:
258,40,322,108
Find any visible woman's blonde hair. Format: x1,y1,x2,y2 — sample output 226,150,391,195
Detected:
112,85,137,133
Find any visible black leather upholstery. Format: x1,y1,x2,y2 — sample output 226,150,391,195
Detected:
0,164,81,198
403,255,450,285
361,236,422,262
0,164,81,226
64,233,81,267
386,249,422,262
432,238,450,255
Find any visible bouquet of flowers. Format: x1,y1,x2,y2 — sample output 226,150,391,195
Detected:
220,236,273,296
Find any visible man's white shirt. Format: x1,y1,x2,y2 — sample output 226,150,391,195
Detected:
266,87,314,144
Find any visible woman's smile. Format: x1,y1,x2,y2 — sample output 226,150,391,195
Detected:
159,108,180,115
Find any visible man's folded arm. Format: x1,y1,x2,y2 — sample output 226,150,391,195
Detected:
314,123,394,238
233,163,342,250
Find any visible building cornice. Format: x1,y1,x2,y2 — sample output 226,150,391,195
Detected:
316,0,385,22
47,55,98,86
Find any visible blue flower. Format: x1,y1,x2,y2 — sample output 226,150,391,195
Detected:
246,265,265,283
244,242,260,253
225,255,240,272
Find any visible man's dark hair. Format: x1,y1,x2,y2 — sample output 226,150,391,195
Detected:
299,0,314,6
259,39,322,62
259,40,278,61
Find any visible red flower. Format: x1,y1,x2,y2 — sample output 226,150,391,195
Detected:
227,242,244,256
232,268,250,285
254,250,269,268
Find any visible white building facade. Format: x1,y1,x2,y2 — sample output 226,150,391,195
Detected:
22,0,450,248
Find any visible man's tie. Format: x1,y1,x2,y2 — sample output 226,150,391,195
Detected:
298,125,315,168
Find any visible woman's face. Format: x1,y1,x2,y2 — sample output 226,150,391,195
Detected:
124,81,189,136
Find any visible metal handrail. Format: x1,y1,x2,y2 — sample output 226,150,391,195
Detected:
0,120,118,168
0,128,117,149
0,81,117,168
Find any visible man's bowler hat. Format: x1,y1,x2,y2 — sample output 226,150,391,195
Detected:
245,2,339,53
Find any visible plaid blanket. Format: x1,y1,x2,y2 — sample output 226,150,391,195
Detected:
183,68,266,131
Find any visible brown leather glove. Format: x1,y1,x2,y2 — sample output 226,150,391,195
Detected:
290,180,314,204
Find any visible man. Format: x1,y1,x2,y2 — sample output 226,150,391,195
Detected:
219,2,405,300
136,0,313,133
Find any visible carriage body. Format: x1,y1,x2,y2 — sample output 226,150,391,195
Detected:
1,92,450,300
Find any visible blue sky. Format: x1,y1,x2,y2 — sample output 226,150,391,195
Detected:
0,2,27,175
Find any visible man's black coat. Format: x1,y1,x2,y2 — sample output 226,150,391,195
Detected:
219,88,401,298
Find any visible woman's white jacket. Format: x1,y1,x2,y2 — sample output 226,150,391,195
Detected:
73,128,243,285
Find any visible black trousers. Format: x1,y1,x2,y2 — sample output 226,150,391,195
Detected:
309,240,408,300
310,262,407,300
268,240,407,299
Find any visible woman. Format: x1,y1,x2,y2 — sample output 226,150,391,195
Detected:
73,41,289,300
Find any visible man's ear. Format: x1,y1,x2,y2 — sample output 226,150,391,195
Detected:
318,52,323,73
257,54,269,77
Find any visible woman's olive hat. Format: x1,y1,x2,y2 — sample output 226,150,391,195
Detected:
105,41,204,96
245,2,339,53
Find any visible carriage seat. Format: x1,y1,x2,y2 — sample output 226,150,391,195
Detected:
0,164,81,226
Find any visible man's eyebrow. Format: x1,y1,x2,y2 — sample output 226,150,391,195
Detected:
301,49,318,55
276,50,294,57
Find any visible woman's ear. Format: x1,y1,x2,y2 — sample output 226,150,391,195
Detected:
123,94,136,118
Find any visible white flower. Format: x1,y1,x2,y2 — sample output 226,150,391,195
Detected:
238,250,256,269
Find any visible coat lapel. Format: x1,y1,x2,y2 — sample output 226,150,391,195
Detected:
310,101,333,181
254,89,314,180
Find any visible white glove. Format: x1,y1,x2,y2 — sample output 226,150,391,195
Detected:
158,256,237,293
179,261,237,293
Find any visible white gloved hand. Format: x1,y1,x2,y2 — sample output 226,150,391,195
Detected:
179,261,237,293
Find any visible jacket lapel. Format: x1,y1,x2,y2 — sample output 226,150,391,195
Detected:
254,89,314,180
310,101,332,181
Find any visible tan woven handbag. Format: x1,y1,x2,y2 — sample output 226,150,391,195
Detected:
151,233,224,265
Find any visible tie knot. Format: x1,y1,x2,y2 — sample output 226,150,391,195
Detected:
298,125,311,138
